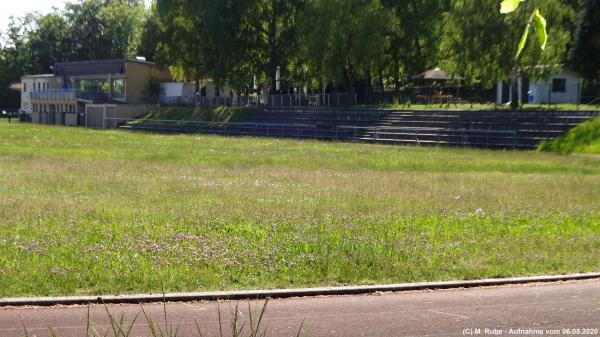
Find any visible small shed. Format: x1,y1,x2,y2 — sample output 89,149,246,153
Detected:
496,70,582,105
160,82,196,98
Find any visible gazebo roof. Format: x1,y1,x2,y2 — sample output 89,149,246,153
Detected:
412,67,461,81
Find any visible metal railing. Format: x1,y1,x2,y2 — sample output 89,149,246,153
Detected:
31,91,78,100
264,94,357,107
335,126,518,148
30,90,123,102
159,96,196,106
104,117,318,138
158,93,358,108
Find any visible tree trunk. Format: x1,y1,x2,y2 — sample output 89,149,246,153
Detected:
214,80,221,97
510,70,519,110
344,60,355,94
270,69,277,95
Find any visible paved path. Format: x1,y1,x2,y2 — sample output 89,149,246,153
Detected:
1,279,599,337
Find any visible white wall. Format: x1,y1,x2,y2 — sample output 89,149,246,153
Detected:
160,82,196,97
20,78,34,113
161,81,237,99
21,75,62,113
530,72,581,104
181,83,195,96
202,80,235,98
160,83,183,97
496,71,581,105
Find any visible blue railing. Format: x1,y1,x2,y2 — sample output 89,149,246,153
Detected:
30,90,118,102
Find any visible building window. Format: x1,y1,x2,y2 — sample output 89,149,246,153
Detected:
113,79,125,95
552,79,566,93
101,80,111,94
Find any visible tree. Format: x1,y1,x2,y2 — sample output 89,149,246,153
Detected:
139,1,162,62
0,17,33,89
27,12,69,73
380,0,451,89
98,0,146,59
245,0,305,94
64,0,146,60
440,0,573,107
301,0,397,94
156,0,250,94
568,0,600,80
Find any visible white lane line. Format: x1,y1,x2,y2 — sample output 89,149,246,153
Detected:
429,310,470,320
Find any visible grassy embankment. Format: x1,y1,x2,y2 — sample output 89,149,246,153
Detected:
142,106,258,123
539,116,600,154
144,103,600,117
0,124,599,297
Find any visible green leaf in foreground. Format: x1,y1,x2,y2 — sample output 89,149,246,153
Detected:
515,8,547,60
534,9,547,50
500,0,523,14
516,19,531,60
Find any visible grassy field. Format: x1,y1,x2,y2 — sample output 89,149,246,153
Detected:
1,124,599,297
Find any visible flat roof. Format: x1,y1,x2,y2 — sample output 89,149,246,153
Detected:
22,59,167,79
21,74,55,79
54,58,159,67
54,58,167,77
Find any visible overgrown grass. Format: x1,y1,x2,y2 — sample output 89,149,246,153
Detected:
143,106,258,123
539,116,600,154
1,124,599,297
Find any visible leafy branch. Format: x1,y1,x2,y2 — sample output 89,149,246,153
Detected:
500,0,547,60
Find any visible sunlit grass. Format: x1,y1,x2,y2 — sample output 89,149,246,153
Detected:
539,116,600,154
0,124,599,297
142,106,258,122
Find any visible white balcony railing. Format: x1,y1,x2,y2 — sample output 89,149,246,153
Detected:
30,91,78,101
30,90,118,102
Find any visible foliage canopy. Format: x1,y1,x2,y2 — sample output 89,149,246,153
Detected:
0,0,591,102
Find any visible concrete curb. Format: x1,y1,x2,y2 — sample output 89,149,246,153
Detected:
2,272,599,307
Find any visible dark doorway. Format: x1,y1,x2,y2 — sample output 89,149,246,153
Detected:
521,77,530,104
502,82,510,104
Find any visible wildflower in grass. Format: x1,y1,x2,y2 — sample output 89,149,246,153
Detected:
146,243,164,253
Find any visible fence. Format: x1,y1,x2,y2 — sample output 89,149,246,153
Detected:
158,93,358,108
104,117,318,138
360,86,497,106
335,126,518,148
0,110,18,123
